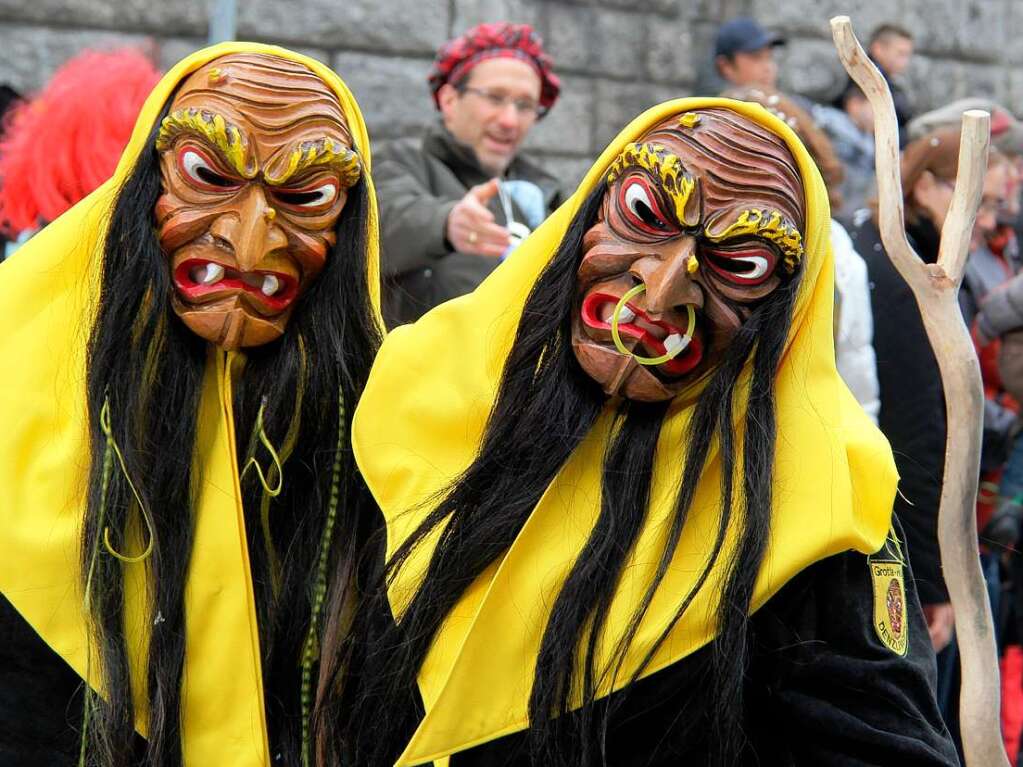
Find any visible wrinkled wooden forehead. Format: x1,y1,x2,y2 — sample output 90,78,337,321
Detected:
170,52,352,146
616,108,806,234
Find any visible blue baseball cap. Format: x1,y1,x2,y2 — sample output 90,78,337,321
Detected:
715,17,785,58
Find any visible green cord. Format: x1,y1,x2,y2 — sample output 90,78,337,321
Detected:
78,397,117,766
299,387,346,767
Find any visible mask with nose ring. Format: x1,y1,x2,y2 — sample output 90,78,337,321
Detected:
155,54,362,349
571,109,806,401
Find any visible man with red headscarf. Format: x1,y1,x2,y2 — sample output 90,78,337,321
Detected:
375,22,564,327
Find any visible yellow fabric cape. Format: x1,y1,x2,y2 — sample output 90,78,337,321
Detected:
351,97,899,765
0,43,381,766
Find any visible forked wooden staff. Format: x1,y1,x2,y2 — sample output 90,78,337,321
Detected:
830,15,1006,766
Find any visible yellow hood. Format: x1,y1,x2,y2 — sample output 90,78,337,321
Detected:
0,42,380,766
352,97,898,765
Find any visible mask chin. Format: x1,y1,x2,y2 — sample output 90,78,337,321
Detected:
173,299,289,350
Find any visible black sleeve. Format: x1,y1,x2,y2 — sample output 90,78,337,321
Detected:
748,521,959,766
857,226,949,605
0,593,84,767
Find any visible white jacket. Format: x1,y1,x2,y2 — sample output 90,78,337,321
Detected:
831,219,880,423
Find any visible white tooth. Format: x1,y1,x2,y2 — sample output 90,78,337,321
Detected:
617,305,635,323
663,333,689,356
261,274,280,296
201,263,224,284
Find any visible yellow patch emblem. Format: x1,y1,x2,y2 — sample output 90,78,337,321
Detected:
870,558,908,656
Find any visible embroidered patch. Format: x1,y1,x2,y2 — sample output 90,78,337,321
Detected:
869,558,908,656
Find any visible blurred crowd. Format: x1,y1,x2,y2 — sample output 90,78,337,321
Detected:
1,14,1023,764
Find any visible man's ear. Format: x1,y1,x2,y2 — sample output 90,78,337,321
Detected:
715,54,732,80
437,83,460,122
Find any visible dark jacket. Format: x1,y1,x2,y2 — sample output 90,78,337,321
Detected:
375,122,562,327
851,215,949,606
452,520,958,766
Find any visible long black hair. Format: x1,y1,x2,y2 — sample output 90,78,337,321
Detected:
339,176,802,766
81,109,382,766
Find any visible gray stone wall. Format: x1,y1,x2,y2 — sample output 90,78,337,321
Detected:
0,0,1017,187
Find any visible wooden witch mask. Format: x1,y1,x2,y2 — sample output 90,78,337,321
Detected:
571,108,807,401
155,53,362,349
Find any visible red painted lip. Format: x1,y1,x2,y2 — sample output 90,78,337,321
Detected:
173,259,297,313
581,291,703,376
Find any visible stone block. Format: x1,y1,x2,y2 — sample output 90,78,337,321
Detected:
531,153,595,190
646,13,696,85
691,0,753,24
156,39,330,76
1010,0,1023,64
332,51,435,142
544,4,647,78
451,0,544,34
902,0,958,55
0,0,207,35
903,55,967,115
750,0,899,39
593,0,684,15
958,0,1007,60
960,63,1008,106
593,79,687,152
777,37,847,102
0,24,152,93
524,75,595,154
1009,69,1023,116
238,0,450,55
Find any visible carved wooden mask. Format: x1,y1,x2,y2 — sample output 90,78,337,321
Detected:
155,53,361,350
571,108,806,402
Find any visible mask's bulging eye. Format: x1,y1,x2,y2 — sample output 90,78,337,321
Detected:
619,176,674,235
704,245,778,286
178,147,238,190
272,180,340,210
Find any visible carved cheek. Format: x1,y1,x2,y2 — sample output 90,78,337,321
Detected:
285,226,335,281
156,196,222,253
577,220,640,287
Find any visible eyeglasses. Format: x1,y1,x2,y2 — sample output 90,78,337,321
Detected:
460,86,545,118
939,179,1007,216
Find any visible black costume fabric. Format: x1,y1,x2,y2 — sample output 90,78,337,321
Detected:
449,519,957,766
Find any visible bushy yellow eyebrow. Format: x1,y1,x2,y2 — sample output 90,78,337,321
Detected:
705,208,804,272
605,142,698,228
264,139,362,189
156,108,256,179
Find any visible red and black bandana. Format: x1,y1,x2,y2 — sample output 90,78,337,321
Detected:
428,22,560,115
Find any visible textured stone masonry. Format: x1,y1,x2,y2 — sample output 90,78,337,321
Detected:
0,0,1019,188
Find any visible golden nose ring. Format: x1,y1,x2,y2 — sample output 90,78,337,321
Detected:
263,207,277,224
610,283,696,367
687,254,699,274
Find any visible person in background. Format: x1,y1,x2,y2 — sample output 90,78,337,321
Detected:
374,22,563,327
713,17,785,91
813,80,876,220
0,49,161,261
723,85,880,421
867,23,915,144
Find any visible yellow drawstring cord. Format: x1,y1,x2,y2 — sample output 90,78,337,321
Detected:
99,398,154,562
241,399,284,498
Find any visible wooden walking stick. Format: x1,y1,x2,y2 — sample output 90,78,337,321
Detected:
830,15,1005,766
